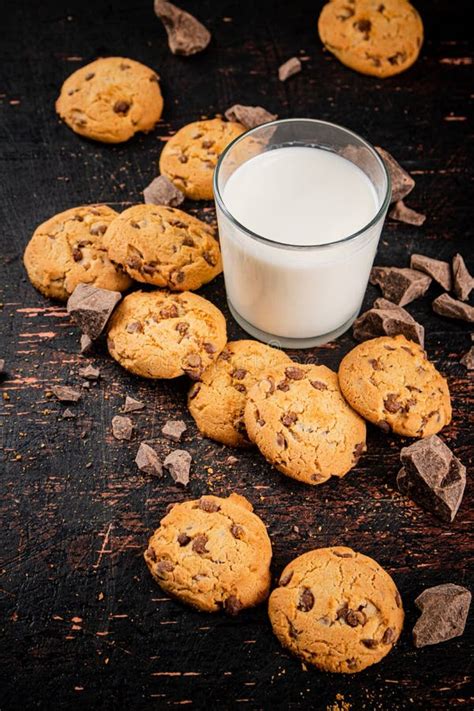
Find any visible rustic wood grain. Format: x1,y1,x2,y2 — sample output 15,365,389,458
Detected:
0,0,472,709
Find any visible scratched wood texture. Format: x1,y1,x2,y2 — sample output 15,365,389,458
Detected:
0,0,473,709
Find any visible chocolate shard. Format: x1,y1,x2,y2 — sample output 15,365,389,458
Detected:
0,358,5,376
354,299,424,346
389,200,426,226
51,385,81,402
224,104,278,129
460,346,474,370
370,266,431,307
62,408,76,419
80,334,93,354
123,395,145,413
143,175,185,207
154,0,211,56
135,442,163,477
413,583,471,648
375,147,415,203
397,435,466,523
432,293,474,323
278,56,302,81
111,415,134,441
452,253,473,301
161,419,187,442
67,284,121,340
78,364,100,381
410,254,452,291
164,449,191,486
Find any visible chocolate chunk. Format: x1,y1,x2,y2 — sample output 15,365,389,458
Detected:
413,583,471,648
79,334,93,354
397,435,466,522
164,449,191,486
432,293,474,323
155,559,174,577
297,588,314,612
183,353,203,379
62,408,76,419
361,639,378,649
232,368,247,380
143,175,185,207
278,56,302,81
123,395,145,413
67,284,121,340
230,524,244,539
191,533,208,554
154,0,211,56
177,533,191,546
370,266,431,307
285,366,304,380
113,100,130,115
452,253,473,301
279,571,293,587
162,419,187,442
460,346,474,370
389,200,426,226
78,364,100,381
310,380,328,390
345,609,366,627
224,104,277,129
135,442,162,477
382,627,395,645
224,595,243,616
410,254,452,291
375,147,415,203
111,415,134,441
0,359,4,376
51,385,81,402
384,393,402,413
199,497,220,513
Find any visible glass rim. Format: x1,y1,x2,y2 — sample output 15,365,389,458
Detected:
213,118,391,250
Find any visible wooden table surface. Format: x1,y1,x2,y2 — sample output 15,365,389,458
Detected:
1,0,472,708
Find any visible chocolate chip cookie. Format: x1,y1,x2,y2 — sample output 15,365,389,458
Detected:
24,205,132,301
104,204,222,291
159,118,246,200
107,290,227,379
56,57,164,143
244,364,366,485
188,340,292,447
338,335,452,437
144,493,272,614
318,0,424,78
269,547,404,673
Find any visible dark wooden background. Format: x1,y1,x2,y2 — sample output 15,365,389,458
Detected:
1,1,472,708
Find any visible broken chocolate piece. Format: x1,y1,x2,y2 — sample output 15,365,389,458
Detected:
154,0,211,56
51,385,81,402
432,293,474,323
123,395,145,413
143,175,185,207
224,104,277,129
353,298,424,346
161,419,187,442
78,364,100,381
375,147,415,203
0,359,5,376
80,334,93,354
111,415,134,441
452,253,473,301
370,266,431,307
135,442,163,477
413,583,471,648
224,595,243,616
460,346,474,370
397,435,466,522
410,254,452,291
278,56,302,81
389,200,426,226
62,408,76,419
67,284,121,340
164,449,191,486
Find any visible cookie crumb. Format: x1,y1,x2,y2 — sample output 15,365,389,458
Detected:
278,56,302,81
111,415,134,441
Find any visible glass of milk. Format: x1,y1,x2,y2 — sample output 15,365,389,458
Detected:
213,119,391,348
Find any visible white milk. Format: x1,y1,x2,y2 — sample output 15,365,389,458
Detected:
217,146,383,344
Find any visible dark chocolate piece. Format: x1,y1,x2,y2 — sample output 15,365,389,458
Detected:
413,583,471,648
452,253,473,301
224,104,277,129
123,395,145,413
432,293,474,323
51,385,81,402
460,346,474,370
0,358,5,375
67,284,121,340
389,200,426,226
161,419,187,442
375,147,415,203
164,449,191,486
370,267,431,306
397,435,466,522
80,334,93,354
62,408,76,419
353,298,424,345
410,254,452,291
78,364,100,381
111,415,134,441
135,442,163,477
278,57,302,81
154,0,211,56
143,175,185,207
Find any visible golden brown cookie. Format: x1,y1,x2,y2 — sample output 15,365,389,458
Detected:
268,547,404,673
338,335,452,437
318,0,423,78
56,57,164,143
107,290,227,379
144,493,272,614
244,363,366,485
159,118,246,200
103,204,222,291
23,205,132,301
188,340,292,447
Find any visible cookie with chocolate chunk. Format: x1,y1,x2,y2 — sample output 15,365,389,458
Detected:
318,0,423,78
24,205,132,301
144,493,272,613
107,290,226,379
104,204,222,291
244,364,366,485
338,335,451,437
268,547,404,673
